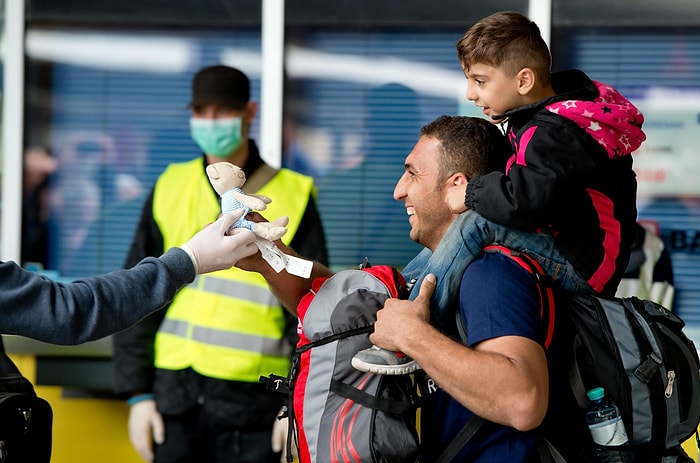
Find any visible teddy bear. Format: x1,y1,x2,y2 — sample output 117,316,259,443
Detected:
206,162,289,241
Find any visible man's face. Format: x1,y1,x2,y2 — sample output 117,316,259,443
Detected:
394,135,456,251
464,62,522,122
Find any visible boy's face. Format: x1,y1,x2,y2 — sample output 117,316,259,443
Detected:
464,63,523,122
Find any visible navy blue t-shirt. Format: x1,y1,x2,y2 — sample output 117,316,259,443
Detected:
420,252,545,462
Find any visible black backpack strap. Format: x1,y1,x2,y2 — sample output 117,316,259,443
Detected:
431,413,569,463
329,379,415,416
434,415,485,463
537,434,568,463
295,326,374,354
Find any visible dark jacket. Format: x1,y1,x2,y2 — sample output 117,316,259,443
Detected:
112,139,328,428
466,70,643,297
1,248,194,344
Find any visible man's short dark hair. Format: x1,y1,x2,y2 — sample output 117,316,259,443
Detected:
420,115,510,181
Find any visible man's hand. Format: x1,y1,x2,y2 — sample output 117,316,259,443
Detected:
370,274,435,352
180,210,257,274
128,398,164,462
236,211,296,275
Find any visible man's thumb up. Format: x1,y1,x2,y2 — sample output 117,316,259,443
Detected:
415,273,436,304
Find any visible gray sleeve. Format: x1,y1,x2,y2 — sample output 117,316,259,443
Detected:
0,247,195,345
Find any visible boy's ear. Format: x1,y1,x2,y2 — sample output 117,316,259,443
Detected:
516,68,536,95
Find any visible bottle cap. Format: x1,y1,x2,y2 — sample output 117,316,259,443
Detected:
586,387,605,401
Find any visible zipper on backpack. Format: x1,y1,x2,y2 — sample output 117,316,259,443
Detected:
665,370,676,398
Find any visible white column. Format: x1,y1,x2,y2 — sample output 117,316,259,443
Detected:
259,0,285,169
529,0,552,48
1,0,25,262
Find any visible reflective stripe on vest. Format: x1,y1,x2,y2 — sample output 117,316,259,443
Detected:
151,159,314,381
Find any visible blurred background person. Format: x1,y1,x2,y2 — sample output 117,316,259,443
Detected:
615,220,675,308
21,145,57,266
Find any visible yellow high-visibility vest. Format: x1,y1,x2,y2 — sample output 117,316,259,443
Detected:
152,158,313,382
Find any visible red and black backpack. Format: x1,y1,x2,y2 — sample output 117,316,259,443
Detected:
262,263,420,463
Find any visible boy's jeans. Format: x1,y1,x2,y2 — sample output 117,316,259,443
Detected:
401,210,592,324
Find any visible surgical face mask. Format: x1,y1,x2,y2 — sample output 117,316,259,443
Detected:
190,117,243,158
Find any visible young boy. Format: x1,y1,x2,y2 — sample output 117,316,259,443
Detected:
352,11,645,375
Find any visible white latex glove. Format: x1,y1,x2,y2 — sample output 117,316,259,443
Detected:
180,210,258,274
128,399,165,462
271,414,298,462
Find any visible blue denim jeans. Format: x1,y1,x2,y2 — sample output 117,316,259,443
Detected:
401,210,591,324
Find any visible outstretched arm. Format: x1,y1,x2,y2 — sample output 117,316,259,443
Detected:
0,211,257,345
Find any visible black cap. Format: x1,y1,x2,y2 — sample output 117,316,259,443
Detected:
189,65,250,109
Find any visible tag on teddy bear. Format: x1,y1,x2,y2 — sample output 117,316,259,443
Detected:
283,254,314,278
255,238,313,278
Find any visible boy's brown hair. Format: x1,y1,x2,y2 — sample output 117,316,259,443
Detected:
456,11,552,86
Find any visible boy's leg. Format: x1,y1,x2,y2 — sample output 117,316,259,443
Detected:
490,227,593,294
354,212,593,375
353,211,492,375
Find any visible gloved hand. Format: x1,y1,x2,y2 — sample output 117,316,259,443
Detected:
128,398,165,462
271,413,298,462
180,210,258,274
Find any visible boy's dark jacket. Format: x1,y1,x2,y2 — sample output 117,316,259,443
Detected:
466,69,644,297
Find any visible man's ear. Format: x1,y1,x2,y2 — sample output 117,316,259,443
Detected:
447,172,469,186
516,68,536,95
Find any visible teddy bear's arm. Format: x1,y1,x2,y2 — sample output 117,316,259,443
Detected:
231,190,268,211
247,194,272,204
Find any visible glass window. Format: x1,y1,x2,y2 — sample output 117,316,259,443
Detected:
284,29,467,269
23,27,262,277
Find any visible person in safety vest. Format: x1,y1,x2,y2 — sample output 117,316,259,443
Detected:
113,64,328,463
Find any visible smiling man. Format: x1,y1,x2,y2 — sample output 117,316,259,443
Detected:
370,116,549,461
238,115,568,461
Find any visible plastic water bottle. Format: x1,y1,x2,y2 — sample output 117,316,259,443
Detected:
585,387,635,463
